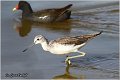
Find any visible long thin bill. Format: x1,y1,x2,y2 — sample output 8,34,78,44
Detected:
22,43,35,52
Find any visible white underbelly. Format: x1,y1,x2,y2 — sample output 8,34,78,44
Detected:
49,43,86,55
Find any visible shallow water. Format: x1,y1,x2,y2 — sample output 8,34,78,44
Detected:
1,1,119,79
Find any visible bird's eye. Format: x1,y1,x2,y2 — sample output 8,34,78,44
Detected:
37,38,39,40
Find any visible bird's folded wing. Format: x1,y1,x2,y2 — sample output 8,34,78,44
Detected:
50,36,88,46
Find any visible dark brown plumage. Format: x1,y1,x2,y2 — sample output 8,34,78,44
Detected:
13,1,72,23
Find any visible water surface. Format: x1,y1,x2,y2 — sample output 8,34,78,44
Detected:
1,1,119,79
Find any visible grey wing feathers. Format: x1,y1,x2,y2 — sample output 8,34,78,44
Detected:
50,31,103,45
50,36,88,45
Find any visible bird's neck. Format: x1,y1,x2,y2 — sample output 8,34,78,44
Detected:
40,39,50,51
22,5,33,17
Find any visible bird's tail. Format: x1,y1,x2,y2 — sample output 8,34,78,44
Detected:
80,31,103,41
87,31,103,40
63,4,73,10
92,31,103,37
56,4,72,20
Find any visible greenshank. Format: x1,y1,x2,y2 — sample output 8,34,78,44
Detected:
23,31,103,65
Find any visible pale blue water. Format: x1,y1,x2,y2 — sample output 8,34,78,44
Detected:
1,1,119,79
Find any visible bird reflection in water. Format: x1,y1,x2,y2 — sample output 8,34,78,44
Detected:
52,63,85,79
13,18,72,37
14,19,32,37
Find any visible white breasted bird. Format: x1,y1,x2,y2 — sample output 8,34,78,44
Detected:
23,31,103,65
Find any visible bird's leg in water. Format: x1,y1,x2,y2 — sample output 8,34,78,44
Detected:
65,51,86,65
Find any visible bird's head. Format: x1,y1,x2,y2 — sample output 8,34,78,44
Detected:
13,1,32,12
34,35,46,44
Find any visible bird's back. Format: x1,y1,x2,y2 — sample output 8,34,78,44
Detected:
31,4,72,22
49,31,103,46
